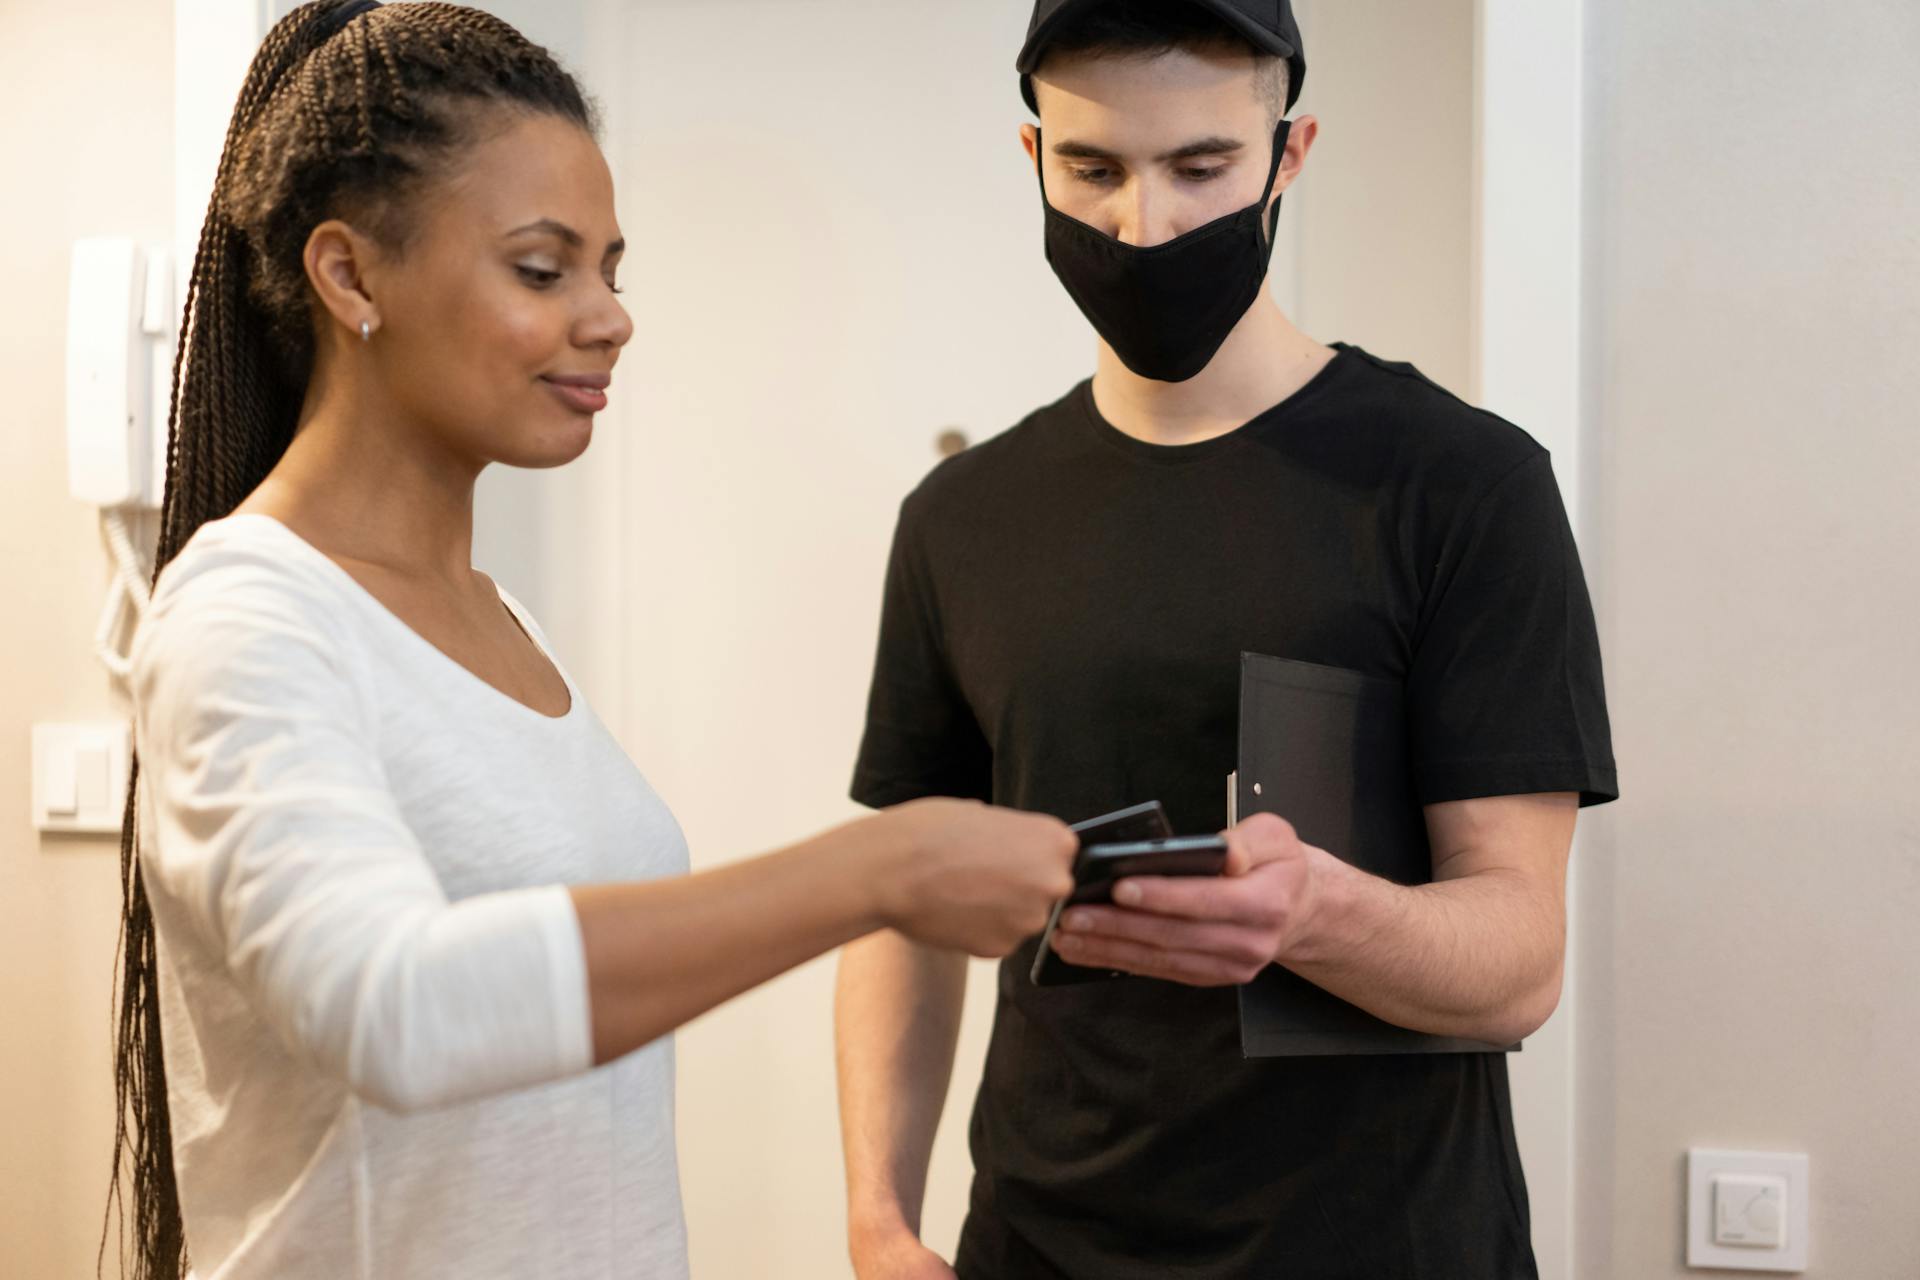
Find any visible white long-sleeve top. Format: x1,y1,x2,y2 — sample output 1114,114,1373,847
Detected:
130,514,691,1280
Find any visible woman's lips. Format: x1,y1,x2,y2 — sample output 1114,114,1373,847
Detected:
541,374,610,415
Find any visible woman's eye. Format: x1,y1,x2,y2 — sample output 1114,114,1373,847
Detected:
516,265,562,287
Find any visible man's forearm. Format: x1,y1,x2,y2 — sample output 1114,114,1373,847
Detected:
1283,849,1566,1045
835,931,969,1246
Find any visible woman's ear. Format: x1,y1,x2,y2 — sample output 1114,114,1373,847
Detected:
303,219,381,339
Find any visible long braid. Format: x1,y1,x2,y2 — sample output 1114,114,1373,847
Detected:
104,6,594,1277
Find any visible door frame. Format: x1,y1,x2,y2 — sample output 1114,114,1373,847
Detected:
1472,3,1589,1278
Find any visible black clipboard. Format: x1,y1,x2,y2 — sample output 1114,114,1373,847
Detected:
1234,652,1516,1057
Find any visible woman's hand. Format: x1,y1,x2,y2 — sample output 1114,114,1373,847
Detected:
870,798,1077,957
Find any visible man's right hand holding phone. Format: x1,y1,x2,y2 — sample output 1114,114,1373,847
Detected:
1047,813,1323,987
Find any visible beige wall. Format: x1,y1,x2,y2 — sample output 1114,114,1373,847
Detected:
1286,0,1475,398
1576,2,1920,1275
0,3,172,1277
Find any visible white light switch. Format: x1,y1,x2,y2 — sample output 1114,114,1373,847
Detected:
44,745,80,816
75,745,112,815
31,722,130,835
1688,1149,1809,1272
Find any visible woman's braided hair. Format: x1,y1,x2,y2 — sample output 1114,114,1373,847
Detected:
106,6,592,1277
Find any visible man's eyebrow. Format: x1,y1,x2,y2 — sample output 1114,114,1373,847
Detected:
1050,136,1247,164
506,218,625,256
1050,139,1121,161
1160,136,1245,162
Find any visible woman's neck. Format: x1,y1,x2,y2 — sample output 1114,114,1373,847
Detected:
240,370,482,589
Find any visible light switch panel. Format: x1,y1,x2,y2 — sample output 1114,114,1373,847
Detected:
1688,1148,1809,1272
31,722,130,835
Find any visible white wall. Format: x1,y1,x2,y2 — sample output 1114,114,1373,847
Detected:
0,4,174,1277
1288,0,1475,398
1576,2,1920,1275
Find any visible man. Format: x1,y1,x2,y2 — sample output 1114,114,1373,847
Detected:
836,2,1617,1276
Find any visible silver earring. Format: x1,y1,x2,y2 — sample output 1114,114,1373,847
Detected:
359,319,373,343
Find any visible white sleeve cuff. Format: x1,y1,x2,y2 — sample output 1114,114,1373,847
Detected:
538,884,596,1077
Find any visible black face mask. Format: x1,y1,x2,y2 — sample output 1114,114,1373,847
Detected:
1038,118,1292,383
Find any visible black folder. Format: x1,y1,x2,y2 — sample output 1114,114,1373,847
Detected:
1234,652,1516,1058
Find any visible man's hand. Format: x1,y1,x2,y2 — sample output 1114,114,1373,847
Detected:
1048,813,1319,985
851,1227,958,1280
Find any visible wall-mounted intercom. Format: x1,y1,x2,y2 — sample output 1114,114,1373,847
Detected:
66,237,172,509
64,237,175,685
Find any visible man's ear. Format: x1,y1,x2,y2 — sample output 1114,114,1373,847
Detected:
303,219,382,340
1020,122,1041,173
1272,113,1319,200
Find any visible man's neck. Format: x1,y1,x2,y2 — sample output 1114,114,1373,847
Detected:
1089,300,1337,447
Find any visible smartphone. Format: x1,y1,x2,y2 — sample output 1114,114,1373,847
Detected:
1066,799,1172,848
1029,830,1230,987
1025,801,1170,987
1070,836,1232,900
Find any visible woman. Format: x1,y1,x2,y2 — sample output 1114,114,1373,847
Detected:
108,4,1077,1278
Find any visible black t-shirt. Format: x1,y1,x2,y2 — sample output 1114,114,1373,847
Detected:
851,345,1617,1280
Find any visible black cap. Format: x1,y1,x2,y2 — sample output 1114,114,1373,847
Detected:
1017,0,1305,114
